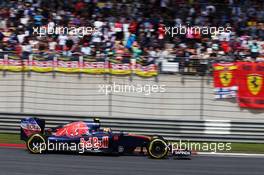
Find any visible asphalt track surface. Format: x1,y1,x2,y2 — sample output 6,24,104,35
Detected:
0,148,264,175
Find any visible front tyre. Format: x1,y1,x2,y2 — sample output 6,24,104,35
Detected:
26,134,47,154
147,138,169,159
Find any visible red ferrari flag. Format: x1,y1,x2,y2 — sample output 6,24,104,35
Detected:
213,63,238,99
237,62,264,109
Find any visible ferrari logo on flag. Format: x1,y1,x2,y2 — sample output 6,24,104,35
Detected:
247,74,263,95
220,72,232,86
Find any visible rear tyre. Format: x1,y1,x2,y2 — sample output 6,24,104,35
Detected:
147,138,169,159
26,134,47,154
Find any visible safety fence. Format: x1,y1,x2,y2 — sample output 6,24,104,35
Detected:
0,72,263,121
0,56,263,143
0,112,264,143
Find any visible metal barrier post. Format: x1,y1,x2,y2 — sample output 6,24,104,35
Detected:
78,56,83,79
130,58,135,82
52,56,57,78
20,57,26,113
200,75,204,120
108,65,113,117
2,54,8,77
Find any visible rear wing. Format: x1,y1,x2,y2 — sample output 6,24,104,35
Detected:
20,118,45,141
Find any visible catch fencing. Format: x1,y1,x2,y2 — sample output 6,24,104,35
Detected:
0,71,263,121
0,52,263,143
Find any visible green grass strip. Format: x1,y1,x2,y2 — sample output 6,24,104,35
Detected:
0,133,263,153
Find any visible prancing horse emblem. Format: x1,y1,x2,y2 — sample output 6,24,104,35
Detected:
220,71,232,87
247,74,263,95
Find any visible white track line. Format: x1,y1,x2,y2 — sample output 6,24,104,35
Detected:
197,152,264,158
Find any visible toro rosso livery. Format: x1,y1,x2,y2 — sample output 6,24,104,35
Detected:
20,117,191,159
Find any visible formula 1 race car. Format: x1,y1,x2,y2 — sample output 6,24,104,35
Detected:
20,117,191,159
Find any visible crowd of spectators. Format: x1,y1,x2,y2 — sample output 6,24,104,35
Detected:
0,0,263,65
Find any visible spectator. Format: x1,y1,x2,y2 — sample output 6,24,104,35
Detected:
81,43,91,55
0,0,262,66
249,42,260,59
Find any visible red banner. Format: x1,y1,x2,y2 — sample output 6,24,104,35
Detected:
237,62,264,108
213,63,238,99
213,63,238,88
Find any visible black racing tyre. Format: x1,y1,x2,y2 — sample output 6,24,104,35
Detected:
147,138,169,159
26,134,47,154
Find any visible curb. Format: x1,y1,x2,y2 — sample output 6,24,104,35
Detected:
0,143,26,148
197,152,264,157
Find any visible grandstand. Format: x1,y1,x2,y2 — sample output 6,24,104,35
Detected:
0,0,263,69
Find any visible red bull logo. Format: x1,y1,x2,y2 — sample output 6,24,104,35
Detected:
80,136,109,149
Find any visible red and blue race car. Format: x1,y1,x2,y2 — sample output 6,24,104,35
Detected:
20,117,191,159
